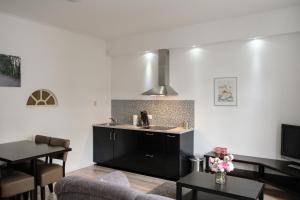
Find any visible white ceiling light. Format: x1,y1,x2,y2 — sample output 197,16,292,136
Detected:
67,0,80,3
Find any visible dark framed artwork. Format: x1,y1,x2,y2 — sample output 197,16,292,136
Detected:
0,53,21,87
214,77,238,106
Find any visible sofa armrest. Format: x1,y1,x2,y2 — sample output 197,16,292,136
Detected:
55,176,140,200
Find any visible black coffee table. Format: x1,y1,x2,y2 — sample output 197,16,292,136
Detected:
176,172,264,200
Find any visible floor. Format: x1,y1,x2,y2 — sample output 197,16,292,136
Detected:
46,165,298,200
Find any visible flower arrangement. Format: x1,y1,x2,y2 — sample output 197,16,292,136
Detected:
209,154,234,184
209,154,234,173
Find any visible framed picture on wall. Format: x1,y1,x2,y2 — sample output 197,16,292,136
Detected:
0,53,21,87
214,77,237,106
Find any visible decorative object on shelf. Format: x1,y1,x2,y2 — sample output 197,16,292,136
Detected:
209,154,234,184
0,53,21,87
26,89,58,106
214,77,237,106
214,147,228,156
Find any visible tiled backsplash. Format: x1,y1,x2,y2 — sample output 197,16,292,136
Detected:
111,100,194,128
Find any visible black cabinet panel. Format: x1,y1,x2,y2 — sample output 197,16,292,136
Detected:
93,127,114,165
113,129,139,169
139,132,164,156
179,131,194,177
136,132,165,176
164,134,180,179
138,153,165,177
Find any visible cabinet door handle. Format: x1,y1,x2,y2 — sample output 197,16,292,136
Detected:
146,133,154,136
145,154,154,158
114,132,116,141
109,132,112,140
167,135,176,138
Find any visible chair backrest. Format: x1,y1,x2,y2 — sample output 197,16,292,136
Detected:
49,137,70,162
35,135,50,144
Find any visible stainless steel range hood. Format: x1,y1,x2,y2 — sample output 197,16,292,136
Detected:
142,49,178,96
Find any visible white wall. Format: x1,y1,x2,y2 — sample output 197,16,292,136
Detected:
110,7,300,159
0,12,111,172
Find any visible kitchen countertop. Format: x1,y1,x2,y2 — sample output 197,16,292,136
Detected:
93,123,193,134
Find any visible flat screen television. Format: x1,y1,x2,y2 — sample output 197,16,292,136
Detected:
281,124,300,164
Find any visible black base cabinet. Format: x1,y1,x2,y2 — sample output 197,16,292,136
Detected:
93,126,194,180
93,127,114,166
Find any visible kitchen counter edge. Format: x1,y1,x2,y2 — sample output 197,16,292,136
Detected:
93,124,194,134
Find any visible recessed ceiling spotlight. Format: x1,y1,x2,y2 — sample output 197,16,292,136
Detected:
67,0,80,3
249,36,261,40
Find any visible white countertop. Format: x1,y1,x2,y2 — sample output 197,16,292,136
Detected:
93,123,193,134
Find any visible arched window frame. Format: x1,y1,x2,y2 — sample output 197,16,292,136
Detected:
26,89,58,106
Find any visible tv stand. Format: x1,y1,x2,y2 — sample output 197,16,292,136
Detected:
288,164,300,170
204,152,300,194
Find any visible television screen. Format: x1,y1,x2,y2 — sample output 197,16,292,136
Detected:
281,124,300,161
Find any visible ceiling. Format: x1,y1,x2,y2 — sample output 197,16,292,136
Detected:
0,0,299,40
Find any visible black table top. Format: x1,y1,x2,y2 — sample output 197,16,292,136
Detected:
177,172,264,200
0,140,71,163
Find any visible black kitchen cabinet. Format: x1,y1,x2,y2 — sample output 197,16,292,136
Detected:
137,132,165,176
164,134,180,179
113,129,139,169
93,127,114,165
93,126,194,180
139,132,164,156
93,127,140,169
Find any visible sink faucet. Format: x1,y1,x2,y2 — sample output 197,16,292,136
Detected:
109,117,117,125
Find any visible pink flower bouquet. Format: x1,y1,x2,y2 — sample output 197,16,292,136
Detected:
209,154,234,184
209,154,234,173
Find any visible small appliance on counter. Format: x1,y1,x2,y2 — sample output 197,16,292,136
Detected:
132,115,138,126
140,111,149,128
182,121,189,129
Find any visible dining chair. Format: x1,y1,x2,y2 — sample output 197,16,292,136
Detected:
0,169,34,200
38,137,70,200
35,135,51,164
35,135,51,145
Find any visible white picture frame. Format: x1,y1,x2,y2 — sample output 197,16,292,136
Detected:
214,77,237,106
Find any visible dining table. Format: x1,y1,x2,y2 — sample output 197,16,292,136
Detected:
0,140,72,200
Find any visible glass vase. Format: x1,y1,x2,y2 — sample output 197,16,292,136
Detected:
215,171,226,184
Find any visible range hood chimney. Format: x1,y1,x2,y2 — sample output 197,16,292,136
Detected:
142,49,178,96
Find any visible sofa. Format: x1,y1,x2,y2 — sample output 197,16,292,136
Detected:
55,171,174,200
